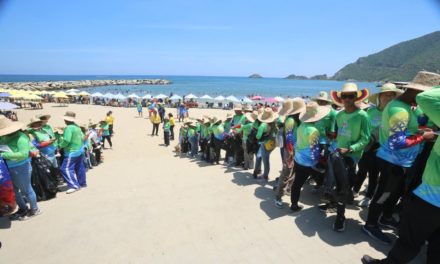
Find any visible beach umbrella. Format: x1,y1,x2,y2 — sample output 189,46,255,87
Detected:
265,97,277,103
155,94,168,99
115,93,127,100
143,94,152,99
103,93,115,99
79,91,90,96
128,93,140,99
23,94,43,101
91,92,104,97
185,93,198,99
241,97,253,103
251,95,264,100
200,94,213,100
170,94,182,100
274,96,285,102
226,95,239,102
0,92,11,97
10,93,25,99
214,95,225,101
53,92,68,99
0,102,19,110
66,91,78,96
66,89,80,93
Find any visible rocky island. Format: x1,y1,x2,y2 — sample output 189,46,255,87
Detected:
248,74,262,78
0,79,172,91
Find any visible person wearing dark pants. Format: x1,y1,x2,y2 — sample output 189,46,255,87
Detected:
168,113,175,140
163,116,170,146
353,145,380,206
105,111,114,136
100,120,112,149
150,109,161,136
328,83,371,232
289,101,328,209
211,117,224,164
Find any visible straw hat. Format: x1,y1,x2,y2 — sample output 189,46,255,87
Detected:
88,121,98,128
233,105,243,111
0,116,24,136
312,91,333,103
210,117,222,125
63,111,77,123
196,117,204,122
403,71,440,91
245,111,258,123
225,113,233,120
278,97,306,116
79,123,88,130
27,117,43,128
369,83,403,106
37,114,51,120
258,107,279,123
330,83,369,106
299,102,331,123
243,104,253,112
203,118,211,125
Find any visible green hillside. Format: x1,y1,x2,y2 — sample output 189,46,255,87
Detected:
333,31,440,81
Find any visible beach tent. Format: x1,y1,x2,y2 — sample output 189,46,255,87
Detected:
66,89,80,93
241,97,253,103
79,91,90,96
200,94,213,100
114,93,127,100
251,95,264,100
66,91,78,96
226,95,239,102
0,92,11,97
155,94,168,99
274,96,285,102
185,93,198,99
170,94,182,100
103,93,115,99
91,92,104,97
0,102,18,110
214,95,225,101
143,94,152,99
128,93,140,99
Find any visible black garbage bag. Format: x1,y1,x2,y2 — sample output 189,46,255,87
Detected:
246,128,259,155
321,152,352,204
31,156,58,201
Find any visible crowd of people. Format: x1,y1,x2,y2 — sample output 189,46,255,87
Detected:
0,110,115,221
152,71,440,264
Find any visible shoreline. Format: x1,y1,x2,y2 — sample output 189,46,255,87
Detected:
0,79,172,91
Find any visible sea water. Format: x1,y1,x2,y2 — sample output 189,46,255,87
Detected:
0,75,378,98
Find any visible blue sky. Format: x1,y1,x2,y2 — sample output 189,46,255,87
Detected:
0,0,439,77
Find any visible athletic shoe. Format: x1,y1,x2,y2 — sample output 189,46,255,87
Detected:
290,204,304,212
361,255,384,264
274,199,283,209
379,216,399,231
9,207,29,221
362,225,392,245
333,216,346,232
20,208,42,221
318,203,337,213
66,188,79,194
358,197,371,207
353,191,359,198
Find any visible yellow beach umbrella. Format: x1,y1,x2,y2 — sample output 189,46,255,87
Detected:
53,92,68,99
78,91,90,96
23,94,43,100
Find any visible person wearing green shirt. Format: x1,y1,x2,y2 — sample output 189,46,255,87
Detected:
211,117,224,164
28,117,58,168
328,83,371,232
361,72,440,264
38,114,58,149
200,118,211,161
0,116,40,220
59,112,87,194
237,112,257,170
231,106,246,166
274,98,305,208
100,120,112,149
163,116,170,146
252,108,278,184
353,83,402,207
187,121,198,157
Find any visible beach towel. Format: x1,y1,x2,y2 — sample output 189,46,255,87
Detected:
0,157,16,216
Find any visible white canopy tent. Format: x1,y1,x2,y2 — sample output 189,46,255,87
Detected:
155,94,168,99
114,93,127,100
200,94,213,100
143,94,152,99
241,97,253,103
226,95,240,102
170,94,182,100
103,93,115,99
128,93,140,99
185,93,198,99
91,92,104,97
214,95,225,101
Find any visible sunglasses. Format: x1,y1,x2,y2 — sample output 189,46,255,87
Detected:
340,94,356,100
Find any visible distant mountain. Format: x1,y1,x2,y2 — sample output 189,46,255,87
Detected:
285,74,328,80
333,31,440,81
249,73,262,78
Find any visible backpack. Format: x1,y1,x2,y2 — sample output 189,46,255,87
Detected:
31,156,58,201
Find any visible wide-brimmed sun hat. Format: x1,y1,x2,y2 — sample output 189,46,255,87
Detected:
403,71,440,91
0,116,25,136
37,114,51,120
369,83,403,106
233,105,243,111
210,117,222,125
243,104,253,112
278,98,306,116
245,111,258,123
300,102,331,123
312,91,333,103
258,107,279,123
27,117,43,128
63,111,77,123
203,118,211,125
225,113,233,120
330,83,369,106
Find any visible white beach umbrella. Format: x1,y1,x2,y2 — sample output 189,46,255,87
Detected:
103,93,115,99
91,92,104,97
66,91,78,96
0,102,19,110
200,94,213,100
155,94,168,99
66,89,80,93
115,93,127,100
128,93,140,99
185,93,198,99
226,95,239,102
170,94,182,100
214,95,225,101
143,94,152,99
241,97,253,103
274,96,285,102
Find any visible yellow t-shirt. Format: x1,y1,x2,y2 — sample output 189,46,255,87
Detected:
169,117,175,126
106,116,114,125
151,114,161,124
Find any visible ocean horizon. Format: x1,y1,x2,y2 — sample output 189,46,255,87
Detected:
0,74,378,98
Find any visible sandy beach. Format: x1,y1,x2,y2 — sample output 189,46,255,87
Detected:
0,103,423,263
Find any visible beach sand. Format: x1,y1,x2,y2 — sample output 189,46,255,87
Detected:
0,104,424,263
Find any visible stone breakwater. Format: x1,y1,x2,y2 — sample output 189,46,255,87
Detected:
0,79,172,90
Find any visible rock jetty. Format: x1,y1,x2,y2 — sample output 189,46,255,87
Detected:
0,79,172,91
